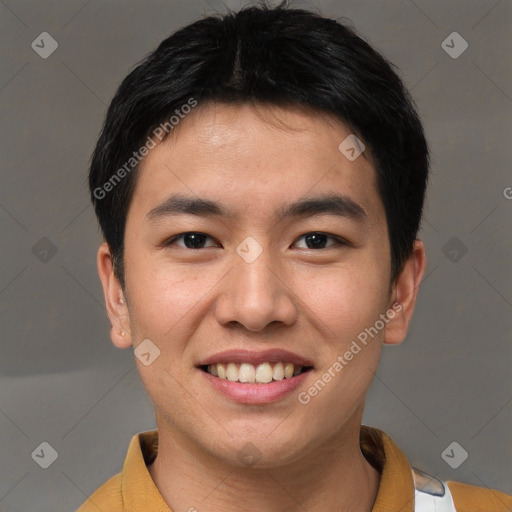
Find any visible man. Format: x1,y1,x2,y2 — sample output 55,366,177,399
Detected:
80,2,512,511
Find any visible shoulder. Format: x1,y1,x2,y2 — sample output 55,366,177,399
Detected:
363,426,512,512
447,480,512,512
412,468,512,512
76,472,123,511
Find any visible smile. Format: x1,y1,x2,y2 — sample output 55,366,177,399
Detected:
201,362,313,384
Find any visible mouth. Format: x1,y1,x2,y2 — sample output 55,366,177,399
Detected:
199,362,314,384
196,350,315,404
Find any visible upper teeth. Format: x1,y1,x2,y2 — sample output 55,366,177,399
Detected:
207,362,303,383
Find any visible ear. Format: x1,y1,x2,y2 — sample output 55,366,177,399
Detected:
384,240,427,345
97,242,132,349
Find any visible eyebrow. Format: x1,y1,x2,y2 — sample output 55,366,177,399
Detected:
146,193,367,222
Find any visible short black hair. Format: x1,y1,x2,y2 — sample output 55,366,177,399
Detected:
89,0,429,289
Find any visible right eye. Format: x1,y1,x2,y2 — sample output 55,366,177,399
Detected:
164,232,221,249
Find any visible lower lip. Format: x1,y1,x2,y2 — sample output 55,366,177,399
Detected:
199,368,311,404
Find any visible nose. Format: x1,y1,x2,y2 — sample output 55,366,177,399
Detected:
214,246,298,332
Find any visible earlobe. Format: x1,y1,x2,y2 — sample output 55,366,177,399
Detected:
384,240,427,345
97,242,132,349
110,324,132,349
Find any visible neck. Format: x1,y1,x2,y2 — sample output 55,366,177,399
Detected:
148,419,380,512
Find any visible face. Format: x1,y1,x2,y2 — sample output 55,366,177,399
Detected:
99,102,423,468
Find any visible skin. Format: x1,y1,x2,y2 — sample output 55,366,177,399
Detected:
97,102,426,512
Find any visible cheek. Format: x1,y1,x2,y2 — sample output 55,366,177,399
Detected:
124,256,221,339
300,270,387,420
300,262,389,342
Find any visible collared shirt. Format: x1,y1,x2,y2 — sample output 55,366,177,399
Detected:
77,425,512,511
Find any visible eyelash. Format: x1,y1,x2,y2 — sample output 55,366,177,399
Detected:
164,231,349,250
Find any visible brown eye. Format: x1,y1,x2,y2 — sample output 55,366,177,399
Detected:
166,232,219,249
293,232,347,250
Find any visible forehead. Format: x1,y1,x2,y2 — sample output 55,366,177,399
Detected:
129,102,385,226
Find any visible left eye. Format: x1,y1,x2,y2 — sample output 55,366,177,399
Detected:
293,232,345,250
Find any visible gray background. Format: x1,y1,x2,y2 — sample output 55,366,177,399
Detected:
0,0,511,510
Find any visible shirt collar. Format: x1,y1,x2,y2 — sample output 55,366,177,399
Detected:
121,425,415,512
361,426,415,511
121,429,170,511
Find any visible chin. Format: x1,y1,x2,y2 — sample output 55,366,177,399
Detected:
209,429,311,469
